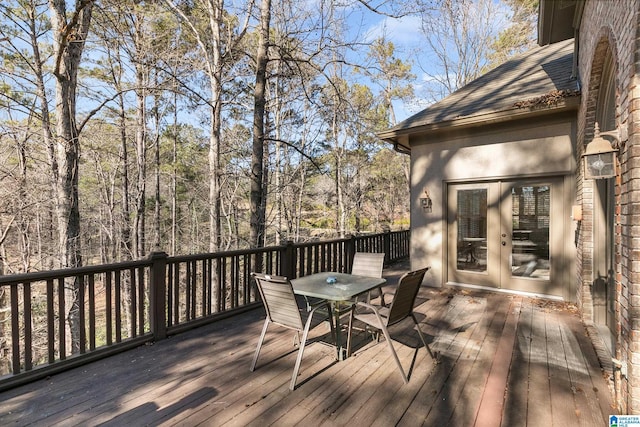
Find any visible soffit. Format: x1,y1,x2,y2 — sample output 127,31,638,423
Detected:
538,0,581,46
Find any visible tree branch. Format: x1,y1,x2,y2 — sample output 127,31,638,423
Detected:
265,137,325,174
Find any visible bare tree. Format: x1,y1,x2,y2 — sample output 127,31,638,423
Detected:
165,0,254,253
250,0,271,252
48,0,95,353
419,0,505,101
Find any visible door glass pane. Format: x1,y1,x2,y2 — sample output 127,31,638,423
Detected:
457,189,487,272
511,185,550,279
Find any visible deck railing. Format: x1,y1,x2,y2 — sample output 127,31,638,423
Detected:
0,230,409,391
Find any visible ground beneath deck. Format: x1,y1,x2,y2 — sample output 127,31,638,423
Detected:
0,280,615,426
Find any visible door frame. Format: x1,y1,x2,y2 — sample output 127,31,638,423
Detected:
445,176,569,299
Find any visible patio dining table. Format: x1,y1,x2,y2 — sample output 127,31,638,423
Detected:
291,271,386,360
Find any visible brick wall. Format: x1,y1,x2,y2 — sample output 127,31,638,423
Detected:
577,0,640,414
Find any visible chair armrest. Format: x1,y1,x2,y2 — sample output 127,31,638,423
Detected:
302,295,326,312
307,299,332,320
352,301,388,328
354,300,383,316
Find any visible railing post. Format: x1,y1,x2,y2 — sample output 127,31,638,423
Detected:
383,228,391,264
405,229,411,259
149,251,167,341
346,235,356,272
280,241,296,279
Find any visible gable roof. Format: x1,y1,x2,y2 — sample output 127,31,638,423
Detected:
379,39,580,151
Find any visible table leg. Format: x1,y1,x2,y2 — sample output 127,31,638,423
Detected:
331,302,348,361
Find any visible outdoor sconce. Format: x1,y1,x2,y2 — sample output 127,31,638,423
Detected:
572,205,582,222
420,190,432,213
583,123,621,180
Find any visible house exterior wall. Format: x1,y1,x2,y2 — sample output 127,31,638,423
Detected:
577,0,640,414
409,115,576,298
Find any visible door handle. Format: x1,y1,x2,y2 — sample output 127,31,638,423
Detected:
502,241,506,246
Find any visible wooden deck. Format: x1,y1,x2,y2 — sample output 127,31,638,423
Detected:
0,267,615,426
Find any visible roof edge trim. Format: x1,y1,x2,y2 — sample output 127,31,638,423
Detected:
379,96,580,151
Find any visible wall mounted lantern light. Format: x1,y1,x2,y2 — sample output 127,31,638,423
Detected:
420,190,432,213
583,122,621,180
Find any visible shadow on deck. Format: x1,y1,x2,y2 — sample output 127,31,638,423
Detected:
0,262,615,426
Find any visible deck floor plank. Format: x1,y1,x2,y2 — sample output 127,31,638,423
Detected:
557,311,609,426
569,312,616,421
297,335,401,426
396,294,492,425
524,300,552,427
60,316,278,426
169,332,336,426
320,296,449,426
473,296,520,427
423,295,491,426
343,296,446,426
500,298,527,427
450,294,513,427
0,279,615,427
545,304,584,427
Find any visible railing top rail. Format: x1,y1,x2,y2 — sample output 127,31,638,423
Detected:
0,258,153,286
166,245,287,263
290,237,349,248
284,230,404,249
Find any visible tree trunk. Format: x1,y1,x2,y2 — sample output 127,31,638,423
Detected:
152,81,162,251
134,72,147,259
205,0,224,254
117,90,133,334
250,0,271,252
0,226,11,374
0,256,8,375
171,90,178,255
48,0,95,354
332,105,346,238
209,103,221,254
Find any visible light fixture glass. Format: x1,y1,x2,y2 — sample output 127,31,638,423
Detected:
420,190,432,212
583,124,618,179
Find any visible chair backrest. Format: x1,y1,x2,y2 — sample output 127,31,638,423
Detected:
252,273,304,331
386,267,430,326
351,252,385,278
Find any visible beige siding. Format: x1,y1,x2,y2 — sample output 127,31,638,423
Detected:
409,116,577,293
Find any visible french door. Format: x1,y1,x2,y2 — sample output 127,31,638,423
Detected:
447,178,564,297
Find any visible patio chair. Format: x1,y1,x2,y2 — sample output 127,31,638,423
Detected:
302,252,386,312
346,267,433,384
351,252,386,305
250,272,336,391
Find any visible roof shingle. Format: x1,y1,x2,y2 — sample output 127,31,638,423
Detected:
384,39,578,135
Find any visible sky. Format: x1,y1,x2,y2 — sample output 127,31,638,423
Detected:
363,14,425,122
347,0,513,124
339,8,422,124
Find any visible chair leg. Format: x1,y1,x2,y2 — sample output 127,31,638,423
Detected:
251,318,270,371
290,312,316,390
379,325,408,384
378,286,386,307
412,314,434,359
346,305,356,358
326,302,336,345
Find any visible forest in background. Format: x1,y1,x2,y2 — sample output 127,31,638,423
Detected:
0,0,537,275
